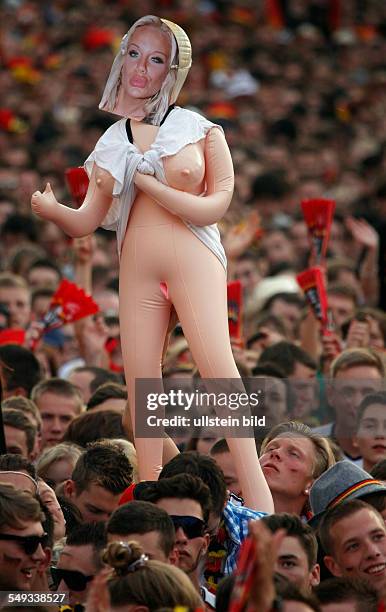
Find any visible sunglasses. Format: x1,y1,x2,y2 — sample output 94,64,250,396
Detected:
0,532,47,555
170,515,206,539
50,567,94,592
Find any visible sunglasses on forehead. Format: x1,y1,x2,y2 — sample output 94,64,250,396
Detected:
170,515,206,539
0,532,47,555
51,567,94,592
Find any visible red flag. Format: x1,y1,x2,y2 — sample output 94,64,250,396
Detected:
229,536,257,612
297,267,329,329
31,280,99,350
65,167,89,208
227,281,243,345
301,198,335,264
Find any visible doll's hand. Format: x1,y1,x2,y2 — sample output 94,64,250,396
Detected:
134,170,157,191
31,183,59,221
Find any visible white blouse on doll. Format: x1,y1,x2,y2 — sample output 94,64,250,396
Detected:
84,106,226,268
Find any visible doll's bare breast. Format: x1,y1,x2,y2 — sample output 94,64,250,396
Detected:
162,142,206,195
131,121,206,195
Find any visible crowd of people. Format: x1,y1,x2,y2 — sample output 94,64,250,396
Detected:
1,0,386,610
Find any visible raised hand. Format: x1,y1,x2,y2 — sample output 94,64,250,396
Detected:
345,216,379,250
31,182,59,221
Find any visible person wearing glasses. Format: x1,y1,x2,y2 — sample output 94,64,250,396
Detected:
138,473,215,609
52,522,107,611
107,500,177,564
0,483,46,591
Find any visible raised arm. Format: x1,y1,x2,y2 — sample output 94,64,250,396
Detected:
31,165,114,238
134,127,234,226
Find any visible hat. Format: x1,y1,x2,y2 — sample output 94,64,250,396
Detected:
253,275,301,312
160,18,191,104
308,461,386,527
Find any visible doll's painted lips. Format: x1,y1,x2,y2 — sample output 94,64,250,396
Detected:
130,76,147,88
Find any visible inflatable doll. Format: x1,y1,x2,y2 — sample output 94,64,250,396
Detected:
31,15,273,512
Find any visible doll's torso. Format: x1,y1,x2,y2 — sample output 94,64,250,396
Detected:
129,119,206,226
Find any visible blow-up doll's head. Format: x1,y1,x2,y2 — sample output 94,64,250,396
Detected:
99,15,192,125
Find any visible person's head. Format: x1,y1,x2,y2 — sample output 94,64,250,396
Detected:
233,251,264,294
107,501,176,563
0,454,37,495
275,574,321,612
210,439,241,497
262,292,305,339
262,513,319,593
319,499,386,593
315,576,379,612
355,392,386,473
328,349,384,432
327,283,358,330
99,16,191,126
139,474,211,577
260,229,297,269
247,314,288,350
355,307,386,350
86,382,127,414
259,342,317,419
327,257,362,298
371,459,386,483
308,460,386,529
30,287,54,320
26,258,62,290
102,540,202,611
159,451,226,535
67,366,121,403
36,443,83,491
0,344,42,398
2,396,42,459
2,395,42,431
31,378,84,448
0,483,45,590
64,441,133,522
259,421,335,515
2,408,37,461
53,521,107,607
0,272,31,328
250,362,289,427
62,410,127,447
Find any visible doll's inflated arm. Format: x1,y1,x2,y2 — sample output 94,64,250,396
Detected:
134,127,234,226
31,165,114,238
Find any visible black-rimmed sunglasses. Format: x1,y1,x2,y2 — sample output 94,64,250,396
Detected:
170,515,206,539
50,567,94,592
0,532,47,555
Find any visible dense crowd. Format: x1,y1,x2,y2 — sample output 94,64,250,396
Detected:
1,0,386,611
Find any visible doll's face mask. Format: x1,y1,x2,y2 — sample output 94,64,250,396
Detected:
116,25,172,118
99,15,192,125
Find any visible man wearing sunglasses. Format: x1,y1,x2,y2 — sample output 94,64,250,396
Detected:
139,474,215,608
53,522,107,611
0,483,46,591
107,500,178,564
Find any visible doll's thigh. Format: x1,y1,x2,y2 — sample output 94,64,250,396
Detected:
119,227,172,378
168,227,238,378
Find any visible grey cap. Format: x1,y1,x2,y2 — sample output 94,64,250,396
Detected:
308,460,386,528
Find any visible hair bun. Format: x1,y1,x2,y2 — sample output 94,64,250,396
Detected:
103,541,144,576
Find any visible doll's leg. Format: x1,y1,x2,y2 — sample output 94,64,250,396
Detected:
168,225,273,513
119,225,172,481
